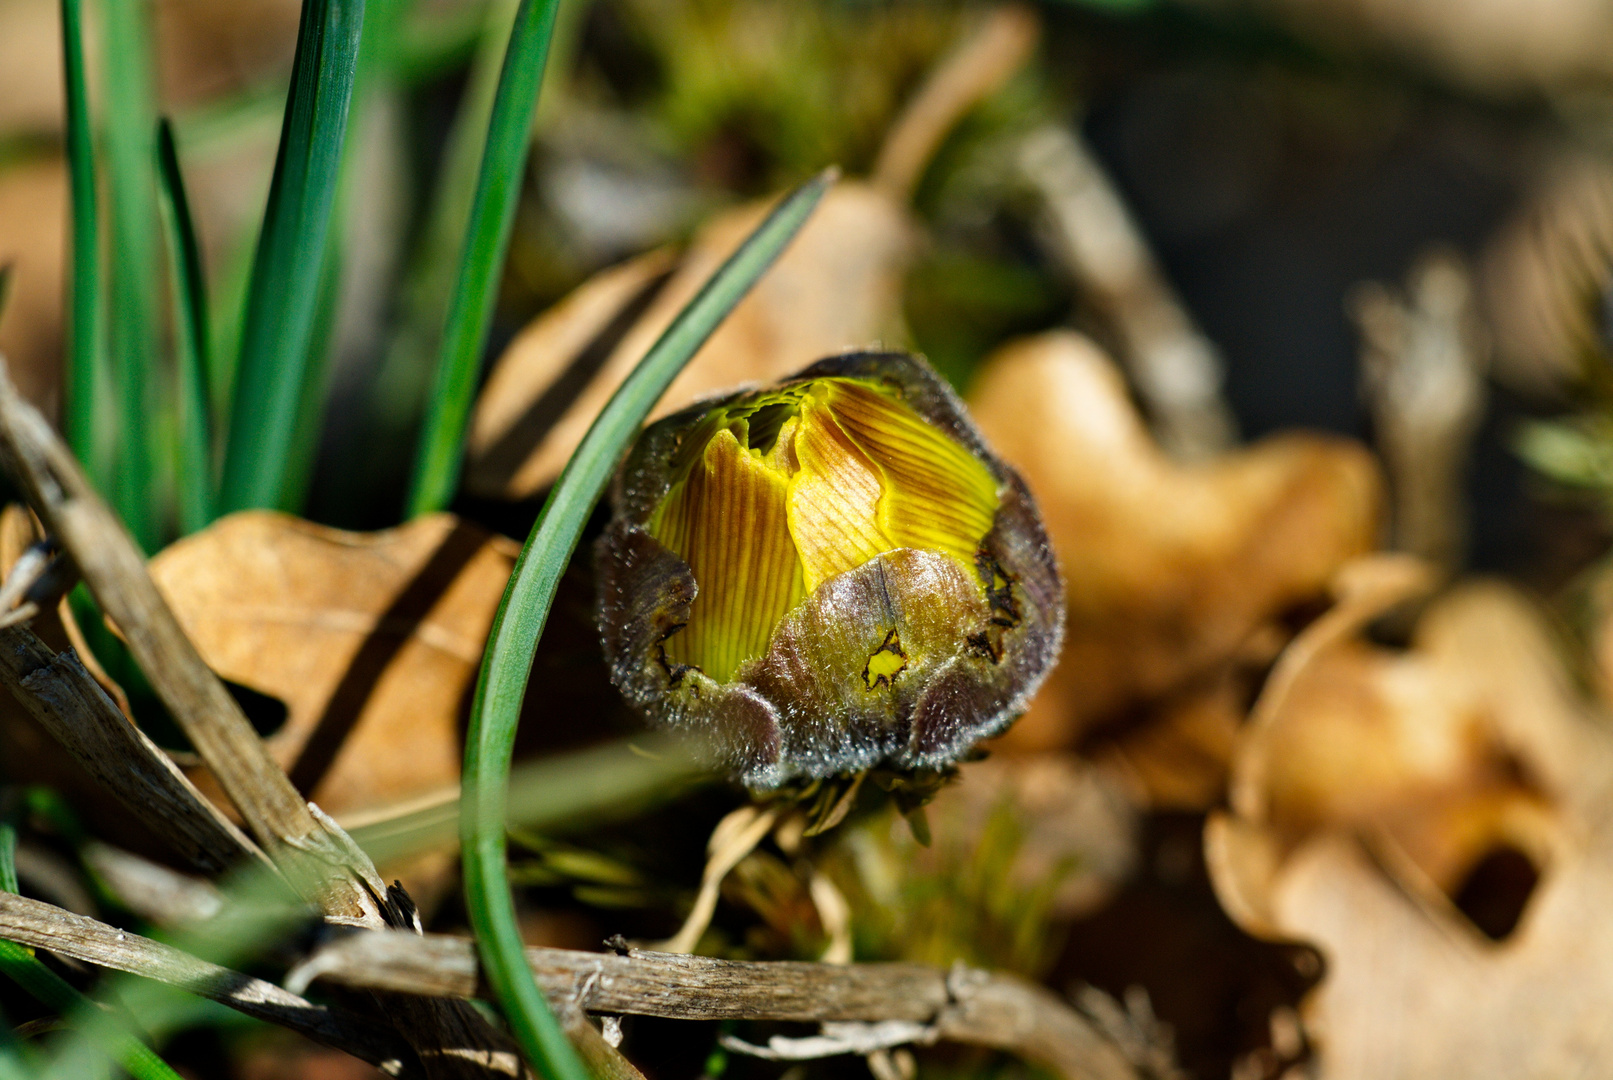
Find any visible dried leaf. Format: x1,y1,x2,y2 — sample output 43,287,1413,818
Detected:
968,332,1382,783
465,182,916,499
148,511,517,820
1208,566,1613,1079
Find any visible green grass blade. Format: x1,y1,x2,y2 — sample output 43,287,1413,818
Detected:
59,0,103,484
100,0,161,550
349,735,704,866
461,168,833,1079
406,0,562,518
363,0,517,492
155,120,215,535
218,0,366,514
0,826,183,1080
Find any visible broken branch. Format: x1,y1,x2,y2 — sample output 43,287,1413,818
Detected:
0,891,417,1075
288,930,1152,1080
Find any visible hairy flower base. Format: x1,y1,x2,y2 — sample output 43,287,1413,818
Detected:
597,352,1064,789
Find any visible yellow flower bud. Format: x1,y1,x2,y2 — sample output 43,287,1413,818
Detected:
597,352,1063,789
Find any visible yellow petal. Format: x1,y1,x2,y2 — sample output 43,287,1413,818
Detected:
787,395,895,591
825,381,999,563
650,429,804,683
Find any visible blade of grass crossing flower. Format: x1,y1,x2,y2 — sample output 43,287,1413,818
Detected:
60,0,104,484
156,120,215,534
406,0,561,518
100,0,161,550
0,825,184,1080
461,169,834,1079
219,0,365,514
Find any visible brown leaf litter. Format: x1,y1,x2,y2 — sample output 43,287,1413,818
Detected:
145,512,519,905
148,511,517,822
968,330,1382,809
1207,554,1613,1079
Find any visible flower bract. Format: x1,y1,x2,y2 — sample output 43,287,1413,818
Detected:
597,352,1063,789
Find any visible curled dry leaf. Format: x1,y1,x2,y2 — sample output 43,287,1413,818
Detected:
0,505,164,858
148,511,517,825
0,157,66,415
1207,557,1613,1079
968,331,1381,806
466,181,916,500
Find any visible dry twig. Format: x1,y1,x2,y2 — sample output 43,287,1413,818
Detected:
80,842,225,926
871,3,1041,202
0,891,417,1074
0,622,267,876
287,930,1157,1080
1018,127,1238,462
0,365,384,918
1352,248,1487,572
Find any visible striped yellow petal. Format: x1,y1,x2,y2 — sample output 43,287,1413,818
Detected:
645,374,1003,686
824,381,999,564
788,394,894,591
650,428,804,684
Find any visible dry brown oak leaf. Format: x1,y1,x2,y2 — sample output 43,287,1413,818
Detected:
1208,557,1613,1079
968,332,1382,798
148,511,517,825
463,181,915,500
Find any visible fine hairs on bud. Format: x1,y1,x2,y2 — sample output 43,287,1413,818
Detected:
596,351,1065,792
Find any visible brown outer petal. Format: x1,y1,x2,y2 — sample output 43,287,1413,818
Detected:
595,352,1065,787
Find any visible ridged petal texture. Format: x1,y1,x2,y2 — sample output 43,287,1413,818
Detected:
651,427,805,684
649,377,1000,684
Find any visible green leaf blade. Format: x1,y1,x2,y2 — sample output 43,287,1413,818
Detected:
101,0,162,550
59,0,103,485
218,0,366,514
461,168,834,1079
155,120,215,534
406,0,561,519
0,826,183,1080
